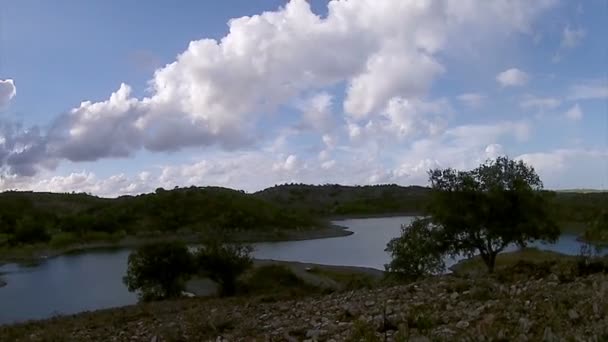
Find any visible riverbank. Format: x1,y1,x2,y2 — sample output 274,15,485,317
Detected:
185,259,384,297
0,224,352,267
1,265,606,340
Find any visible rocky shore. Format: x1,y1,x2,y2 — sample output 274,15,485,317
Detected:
1,268,606,341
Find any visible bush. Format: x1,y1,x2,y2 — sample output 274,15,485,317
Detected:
11,216,51,245
385,218,445,279
195,239,253,297
49,232,79,249
123,241,195,301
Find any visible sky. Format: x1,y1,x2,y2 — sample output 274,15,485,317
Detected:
0,0,607,196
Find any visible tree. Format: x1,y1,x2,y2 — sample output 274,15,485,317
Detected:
195,237,253,297
584,210,608,243
123,241,195,301
11,216,51,245
426,156,560,273
385,218,445,279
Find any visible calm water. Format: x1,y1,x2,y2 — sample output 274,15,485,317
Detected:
0,216,598,324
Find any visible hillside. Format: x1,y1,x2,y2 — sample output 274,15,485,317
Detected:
254,184,431,216
1,184,606,259
1,267,606,341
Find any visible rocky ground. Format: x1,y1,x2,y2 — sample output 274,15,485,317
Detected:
1,265,606,341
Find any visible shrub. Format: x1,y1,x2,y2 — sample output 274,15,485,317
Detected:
49,232,79,249
195,238,253,297
385,218,445,279
123,241,195,301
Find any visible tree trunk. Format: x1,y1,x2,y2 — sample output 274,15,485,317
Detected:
487,252,497,273
480,251,497,273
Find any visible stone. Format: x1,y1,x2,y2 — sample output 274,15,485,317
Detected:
519,317,532,332
568,309,579,321
456,320,470,329
543,327,557,342
306,329,320,339
364,300,376,307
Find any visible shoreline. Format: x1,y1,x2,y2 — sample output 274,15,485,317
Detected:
327,212,421,220
0,224,352,267
0,257,383,326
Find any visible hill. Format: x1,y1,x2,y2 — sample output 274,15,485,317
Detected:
1,184,607,261
253,184,430,216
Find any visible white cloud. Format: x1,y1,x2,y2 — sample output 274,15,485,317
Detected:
485,143,504,159
496,68,529,87
1,0,559,179
457,93,486,108
564,103,583,121
561,26,585,49
0,79,16,107
46,0,554,163
520,95,561,111
517,149,608,189
298,92,335,132
568,81,608,100
272,154,299,172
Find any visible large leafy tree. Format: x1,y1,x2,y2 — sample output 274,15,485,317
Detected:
385,218,445,279
195,236,253,297
427,156,560,273
123,241,195,301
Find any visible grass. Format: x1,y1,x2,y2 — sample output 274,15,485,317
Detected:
450,247,577,276
308,267,378,290
240,265,322,301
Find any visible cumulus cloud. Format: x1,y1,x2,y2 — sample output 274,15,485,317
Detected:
49,0,554,162
0,79,16,107
0,122,54,177
496,68,529,87
297,93,335,132
457,93,486,108
564,103,583,121
1,0,559,180
517,149,608,189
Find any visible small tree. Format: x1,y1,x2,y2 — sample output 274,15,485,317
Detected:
426,156,560,273
584,210,608,243
385,218,445,279
195,237,253,297
123,241,195,301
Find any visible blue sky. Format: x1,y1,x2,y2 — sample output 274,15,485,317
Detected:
0,0,607,196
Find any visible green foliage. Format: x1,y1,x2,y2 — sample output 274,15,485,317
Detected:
123,241,195,301
385,218,445,279
194,237,253,297
427,156,560,273
11,216,51,245
49,232,79,249
0,180,604,256
584,210,608,243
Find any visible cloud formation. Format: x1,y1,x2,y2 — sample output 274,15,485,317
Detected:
564,104,583,121
496,68,529,87
2,0,565,189
0,79,16,107
457,93,486,108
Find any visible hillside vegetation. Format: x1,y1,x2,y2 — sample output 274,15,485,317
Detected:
1,184,606,260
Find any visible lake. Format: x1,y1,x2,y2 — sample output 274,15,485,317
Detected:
0,216,598,325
